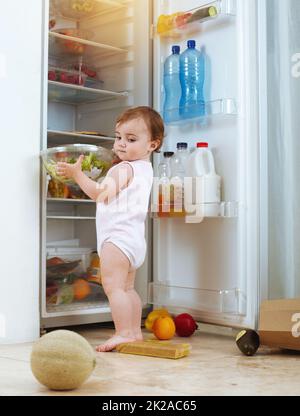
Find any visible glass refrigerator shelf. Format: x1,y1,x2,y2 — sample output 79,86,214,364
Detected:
48,80,128,104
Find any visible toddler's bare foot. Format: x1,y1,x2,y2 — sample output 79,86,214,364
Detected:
96,334,136,352
134,330,143,341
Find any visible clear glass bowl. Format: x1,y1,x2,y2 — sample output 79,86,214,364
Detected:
53,0,97,20
48,64,87,86
41,144,114,185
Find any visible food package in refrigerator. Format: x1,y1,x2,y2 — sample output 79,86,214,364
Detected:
156,12,192,37
186,5,219,24
87,252,102,285
46,247,93,277
46,247,106,306
47,177,89,199
48,63,87,86
50,28,94,55
71,62,104,89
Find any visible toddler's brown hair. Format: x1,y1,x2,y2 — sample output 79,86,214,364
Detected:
116,106,164,152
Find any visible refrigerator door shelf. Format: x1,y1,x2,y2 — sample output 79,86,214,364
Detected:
152,201,239,221
48,80,128,105
155,0,236,39
162,98,237,126
148,283,246,317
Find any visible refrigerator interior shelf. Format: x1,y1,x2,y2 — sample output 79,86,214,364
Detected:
148,283,246,317
52,0,131,21
46,300,110,316
49,31,128,58
163,98,237,126
47,215,96,220
47,129,114,146
48,80,128,104
47,198,95,204
156,0,236,39
152,201,239,221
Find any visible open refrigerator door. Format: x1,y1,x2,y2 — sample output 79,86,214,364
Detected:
40,0,153,329
150,0,260,329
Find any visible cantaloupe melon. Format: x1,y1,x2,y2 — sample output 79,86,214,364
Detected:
30,330,96,391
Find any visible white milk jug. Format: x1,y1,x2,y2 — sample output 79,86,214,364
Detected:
185,142,221,217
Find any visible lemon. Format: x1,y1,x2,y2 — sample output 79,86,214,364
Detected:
145,308,171,332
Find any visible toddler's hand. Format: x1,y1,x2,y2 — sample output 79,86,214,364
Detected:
56,154,84,180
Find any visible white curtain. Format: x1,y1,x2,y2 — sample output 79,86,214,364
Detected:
267,0,300,298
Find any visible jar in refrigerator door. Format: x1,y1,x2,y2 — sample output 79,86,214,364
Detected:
170,158,186,217
159,151,174,178
170,142,189,177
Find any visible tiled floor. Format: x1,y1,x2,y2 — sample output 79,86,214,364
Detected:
0,324,300,396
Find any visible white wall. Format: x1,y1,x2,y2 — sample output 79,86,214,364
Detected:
0,0,43,343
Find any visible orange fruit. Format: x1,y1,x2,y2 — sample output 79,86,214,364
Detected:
152,316,176,340
72,278,91,300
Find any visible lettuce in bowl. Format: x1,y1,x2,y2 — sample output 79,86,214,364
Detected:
41,144,114,184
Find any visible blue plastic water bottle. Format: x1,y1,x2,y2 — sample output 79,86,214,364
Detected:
179,40,205,120
163,45,181,123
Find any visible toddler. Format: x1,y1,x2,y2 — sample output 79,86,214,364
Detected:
56,106,164,352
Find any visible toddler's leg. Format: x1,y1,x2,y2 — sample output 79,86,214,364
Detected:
96,242,136,352
126,270,143,341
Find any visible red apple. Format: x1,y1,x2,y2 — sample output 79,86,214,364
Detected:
48,70,56,81
174,313,198,337
86,68,97,78
59,72,69,83
67,74,77,84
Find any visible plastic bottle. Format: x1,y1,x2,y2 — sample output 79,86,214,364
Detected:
170,156,186,217
171,142,190,177
161,151,174,178
186,142,221,217
179,40,205,120
163,45,181,123
158,152,174,217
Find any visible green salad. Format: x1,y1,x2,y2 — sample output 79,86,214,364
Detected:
45,152,111,183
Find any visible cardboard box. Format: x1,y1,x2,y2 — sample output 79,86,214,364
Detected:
259,299,300,350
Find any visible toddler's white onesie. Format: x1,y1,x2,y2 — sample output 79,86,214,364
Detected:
96,160,153,270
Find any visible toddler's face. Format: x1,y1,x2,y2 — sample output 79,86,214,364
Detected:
113,118,158,162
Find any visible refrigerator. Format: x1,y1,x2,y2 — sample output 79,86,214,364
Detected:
35,0,300,333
